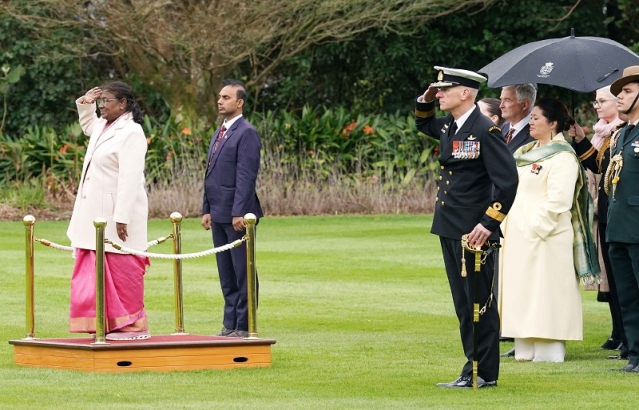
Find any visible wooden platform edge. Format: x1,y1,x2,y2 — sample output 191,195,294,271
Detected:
9,336,276,372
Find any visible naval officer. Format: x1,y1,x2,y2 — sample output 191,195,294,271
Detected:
414,66,518,388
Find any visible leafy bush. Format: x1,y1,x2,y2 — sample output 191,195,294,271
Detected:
0,107,442,216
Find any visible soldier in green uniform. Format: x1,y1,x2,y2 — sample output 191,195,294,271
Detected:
415,67,518,388
605,66,639,373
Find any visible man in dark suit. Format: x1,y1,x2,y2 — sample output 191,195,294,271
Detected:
415,66,518,388
499,84,536,154
605,66,639,372
201,79,263,338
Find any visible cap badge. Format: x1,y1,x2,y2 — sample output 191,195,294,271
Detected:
438,71,444,81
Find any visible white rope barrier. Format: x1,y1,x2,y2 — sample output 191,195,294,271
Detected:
34,239,74,252
104,237,246,260
35,234,174,253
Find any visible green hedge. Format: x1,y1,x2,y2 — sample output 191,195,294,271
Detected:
0,106,440,189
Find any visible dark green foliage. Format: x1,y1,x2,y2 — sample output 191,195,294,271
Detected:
0,109,440,189
0,9,104,135
254,0,611,115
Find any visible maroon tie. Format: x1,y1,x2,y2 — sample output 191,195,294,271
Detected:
505,127,515,144
213,125,227,154
207,125,226,171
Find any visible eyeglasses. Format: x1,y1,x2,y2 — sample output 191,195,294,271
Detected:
96,98,119,105
592,98,618,107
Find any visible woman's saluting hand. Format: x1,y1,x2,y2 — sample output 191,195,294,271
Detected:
81,87,102,104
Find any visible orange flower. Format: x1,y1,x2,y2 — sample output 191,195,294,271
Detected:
181,127,192,135
59,144,71,154
362,125,374,135
342,122,358,137
146,138,151,145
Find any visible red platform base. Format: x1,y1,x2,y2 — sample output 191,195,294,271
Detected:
9,334,276,372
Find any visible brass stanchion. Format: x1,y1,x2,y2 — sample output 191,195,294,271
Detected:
23,215,36,340
244,213,259,339
171,212,188,335
92,218,108,345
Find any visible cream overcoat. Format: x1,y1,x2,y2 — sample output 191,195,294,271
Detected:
500,136,583,341
67,99,148,253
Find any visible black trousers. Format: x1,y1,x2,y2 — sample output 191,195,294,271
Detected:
440,237,500,382
599,223,626,345
212,222,258,331
608,242,639,366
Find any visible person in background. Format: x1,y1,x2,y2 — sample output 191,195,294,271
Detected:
602,66,639,372
68,81,151,341
478,97,506,130
570,85,627,359
415,66,518,388
201,79,263,339
500,98,599,362
499,84,536,154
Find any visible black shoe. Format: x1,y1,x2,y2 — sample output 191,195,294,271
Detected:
501,347,515,358
607,344,629,360
617,363,639,373
230,329,248,338
601,338,623,350
216,327,235,337
500,337,514,343
620,344,629,359
436,375,497,388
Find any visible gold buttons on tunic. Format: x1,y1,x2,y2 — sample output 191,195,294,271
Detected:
441,201,445,206
441,165,445,169
439,176,443,180
446,181,450,185
449,171,453,175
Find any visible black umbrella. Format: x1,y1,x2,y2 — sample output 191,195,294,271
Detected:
479,29,639,93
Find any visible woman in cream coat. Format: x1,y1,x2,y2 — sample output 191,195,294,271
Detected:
500,98,598,362
67,81,150,340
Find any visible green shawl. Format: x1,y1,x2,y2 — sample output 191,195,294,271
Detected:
514,138,601,285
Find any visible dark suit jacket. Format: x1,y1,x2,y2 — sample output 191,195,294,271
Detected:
507,124,534,154
606,123,639,243
415,102,518,240
202,117,264,223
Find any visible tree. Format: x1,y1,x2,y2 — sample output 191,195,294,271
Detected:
1,0,496,124
253,0,613,115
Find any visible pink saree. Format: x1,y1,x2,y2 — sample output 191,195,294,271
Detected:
69,249,150,334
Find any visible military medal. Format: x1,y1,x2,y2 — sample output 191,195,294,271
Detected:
452,140,481,159
531,163,542,174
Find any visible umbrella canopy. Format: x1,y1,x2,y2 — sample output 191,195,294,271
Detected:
479,29,639,93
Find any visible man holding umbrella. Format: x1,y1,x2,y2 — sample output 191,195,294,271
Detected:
605,66,639,373
414,66,518,388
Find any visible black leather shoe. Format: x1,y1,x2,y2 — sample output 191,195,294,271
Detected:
436,375,497,388
216,327,235,337
230,329,248,338
501,348,515,358
601,338,623,350
617,363,639,372
500,337,514,342
607,344,629,360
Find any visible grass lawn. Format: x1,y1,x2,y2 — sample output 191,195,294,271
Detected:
0,214,634,409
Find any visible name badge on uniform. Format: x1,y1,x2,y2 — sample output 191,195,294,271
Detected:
452,140,480,159
531,163,542,174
